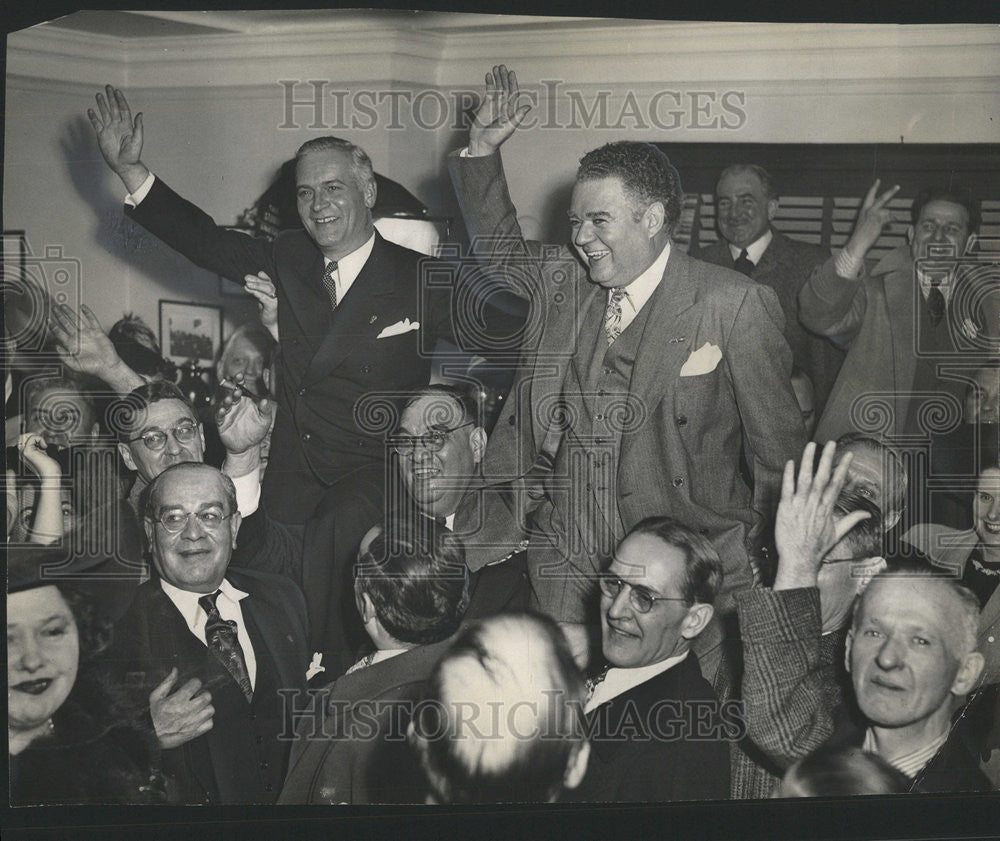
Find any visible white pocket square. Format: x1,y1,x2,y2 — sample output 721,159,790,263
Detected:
679,342,722,377
376,318,420,339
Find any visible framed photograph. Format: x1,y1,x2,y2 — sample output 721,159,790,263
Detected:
158,300,223,367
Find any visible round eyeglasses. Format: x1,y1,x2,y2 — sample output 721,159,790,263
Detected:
128,422,199,452
153,510,233,534
389,421,474,457
597,572,689,614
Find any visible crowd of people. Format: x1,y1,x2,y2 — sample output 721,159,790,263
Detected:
5,65,999,806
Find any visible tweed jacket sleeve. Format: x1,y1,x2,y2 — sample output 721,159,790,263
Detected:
737,586,839,768
798,255,870,348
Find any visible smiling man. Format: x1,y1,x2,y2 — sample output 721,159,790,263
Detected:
565,516,730,802
449,66,804,632
102,463,308,804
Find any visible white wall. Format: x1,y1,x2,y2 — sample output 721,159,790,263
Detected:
5,16,999,333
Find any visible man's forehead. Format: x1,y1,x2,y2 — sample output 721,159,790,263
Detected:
917,199,969,228
296,148,354,183
716,169,765,196
613,534,685,589
400,394,465,432
570,176,632,212
156,468,226,505
137,399,196,429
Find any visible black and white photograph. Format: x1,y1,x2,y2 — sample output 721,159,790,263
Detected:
3,5,999,841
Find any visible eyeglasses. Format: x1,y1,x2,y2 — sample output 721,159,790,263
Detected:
128,422,199,452
153,509,233,534
597,572,689,614
389,421,474,456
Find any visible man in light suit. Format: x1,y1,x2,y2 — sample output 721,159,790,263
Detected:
449,67,805,638
695,163,844,416
100,463,308,804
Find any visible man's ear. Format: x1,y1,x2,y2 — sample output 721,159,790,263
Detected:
951,651,985,697
469,427,487,464
884,508,902,531
359,590,378,625
766,198,779,223
643,201,666,238
87,421,100,440
680,602,714,640
365,178,377,210
563,740,591,791
229,510,243,547
197,423,206,452
844,627,855,674
142,516,155,548
963,233,975,256
906,225,915,247
118,442,138,473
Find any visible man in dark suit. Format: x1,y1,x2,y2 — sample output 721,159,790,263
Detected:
86,86,466,528
101,462,308,804
279,519,467,804
566,516,731,802
694,163,844,416
449,67,805,638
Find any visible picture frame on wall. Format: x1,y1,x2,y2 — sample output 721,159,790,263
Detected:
158,300,223,367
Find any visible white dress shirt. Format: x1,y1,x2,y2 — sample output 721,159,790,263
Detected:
728,228,772,266
585,650,689,714
612,241,672,335
159,577,257,689
863,727,948,780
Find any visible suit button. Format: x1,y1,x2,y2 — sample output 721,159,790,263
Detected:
989,635,996,643
672,477,684,487
357,439,365,447
676,415,688,426
248,712,256,721
301,433,311,442
264,784,273,792
361,365,371,373
700,528,709,536
595,414,604,421
259,761,269,770
256,735,264,744
509,415,516,426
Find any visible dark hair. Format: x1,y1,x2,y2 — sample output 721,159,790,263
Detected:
108,314,174,380
717,163,777,201
835,432,909,514
781,745,910,797
624,516,723,605
110,381,195,443
576,142,682,231
400,384,480,430
356,518,468,646
853,559,981,653
141,462,238,526
58,584,113,662
295,136,375,194
412,612,587,804
832,488,884,558
910,186,980,235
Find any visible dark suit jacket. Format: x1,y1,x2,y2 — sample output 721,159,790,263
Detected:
695,230,844,414
100,567,308,803
126,178,453,518
567,652,730,803
449,152,806,616
279,638,453,804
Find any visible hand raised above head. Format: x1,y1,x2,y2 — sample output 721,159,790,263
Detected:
87,85,150,192
468,64,532,158
844,179,901,260
216,377,274,454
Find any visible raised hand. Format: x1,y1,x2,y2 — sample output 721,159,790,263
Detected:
48,302,144,394
17,433,61,479
244,272,279,340
87,85,150,192
216,377,274,455
844,179,901,261
468,65,532,157
149,668,214,750
773,441,871,591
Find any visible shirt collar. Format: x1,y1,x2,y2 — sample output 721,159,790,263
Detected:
159,577,248,633
863,727,949,779
586,650,688,713
728,228,773,265
323,232,376,287
612,240,671,314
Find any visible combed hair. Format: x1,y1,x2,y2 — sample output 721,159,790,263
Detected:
295,136,375,194
852,559,981,655
411,612,587,804
717,163,777,201
141,463,238,526
781,745,910,797
576,142,682,231
910,186,980,235
625,516,724,605
832,488,884,559
356,518,468,646
110,381,194,443
399,384,480,430
835,432,909,514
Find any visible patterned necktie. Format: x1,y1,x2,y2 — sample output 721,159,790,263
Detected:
927,280,945,327
198,590,253,702
321,260,339,311
733,248,755,276
585,666,611,707
605,287,627,346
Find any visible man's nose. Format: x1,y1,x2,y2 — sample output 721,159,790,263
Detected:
988,498,1000,520
574,222,594,247
180,513,206,539
606,587,633,621
874,635,904,670
311,191,328,212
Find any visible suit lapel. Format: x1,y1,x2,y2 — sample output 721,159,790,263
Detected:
879,250,917,394
228,573,299,692
302,234,399,387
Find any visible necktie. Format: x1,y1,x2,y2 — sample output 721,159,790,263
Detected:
585,666,611,709
733,249,755,276
321,260,339,311
927,281,945,327
605,288,627,346
198,590,253,702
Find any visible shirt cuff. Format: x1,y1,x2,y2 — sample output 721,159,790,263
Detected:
834,248,865,280
124,172,156,208
232,470,261,518
459,147,470,158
